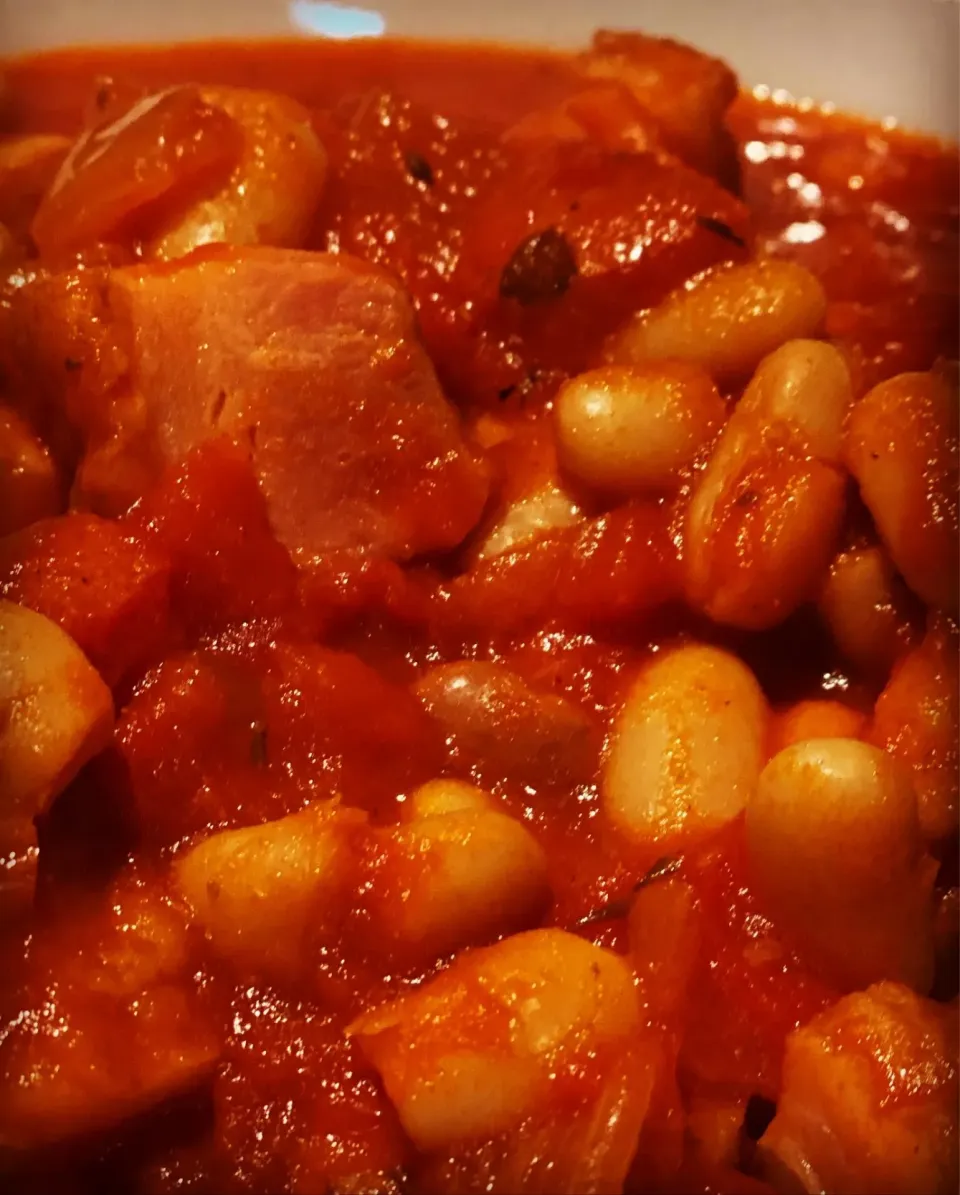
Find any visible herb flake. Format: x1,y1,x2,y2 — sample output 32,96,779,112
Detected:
404,151,435,186
499,227,578,306
696,214,747,249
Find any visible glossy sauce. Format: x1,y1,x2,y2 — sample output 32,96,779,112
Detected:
0,35,956,1195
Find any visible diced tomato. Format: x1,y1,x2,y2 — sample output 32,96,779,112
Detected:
638,1164,776,1195
215,987,409,1193
503,83,664,156
117,641,444,846
116,651,272,846
127,439,302,639
30,85,243,258
259,642,444,817
577,30,741,187
315,94,749,409
556,503,682,623
0,511,171,687
313,91,502,273
312,92,505,390
440,142,751,405
630,1060,687,1187
437,500,681,640
297,550,435,637
677,820,838,1099
0,978,218,1152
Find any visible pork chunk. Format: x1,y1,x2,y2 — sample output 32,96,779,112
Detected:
72,247,488,563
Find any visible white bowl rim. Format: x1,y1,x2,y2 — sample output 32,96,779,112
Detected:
1,0,957,139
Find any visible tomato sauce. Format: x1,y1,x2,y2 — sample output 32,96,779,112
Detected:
728,92,959,394
0,32,956,1195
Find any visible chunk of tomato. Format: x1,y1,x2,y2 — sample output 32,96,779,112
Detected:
677,820,838,1099
0,511,171,687
127,439,302,640
437,500,681,640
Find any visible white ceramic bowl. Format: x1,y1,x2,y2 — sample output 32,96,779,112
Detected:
2,0,957,138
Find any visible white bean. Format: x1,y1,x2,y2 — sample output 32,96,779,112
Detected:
0,600,112,921
371,793,551,961
603,643,767,849
413,661,600,789
818,544,918,679
172,801,365,980
347,928,640,1152
148,87,327,258
553,362,725,493
474,482,582,561
405,778,495,819
0,600,113,825
607,259,827,380
685,339,852,629
845,369,958,613
735,338,850,460
746,738,936,992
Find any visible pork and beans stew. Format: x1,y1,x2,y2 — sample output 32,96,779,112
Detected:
0,29,957,1195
